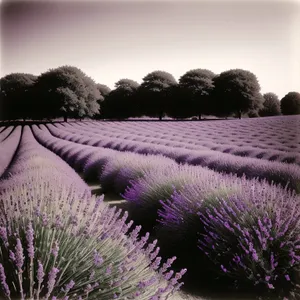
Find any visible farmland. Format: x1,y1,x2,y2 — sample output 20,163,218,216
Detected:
0,115,299,300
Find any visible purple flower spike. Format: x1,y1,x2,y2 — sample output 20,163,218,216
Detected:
0,226,8,245
0,263,10,297
93,250,103,267
37,260,45,283
15,238,24,271
46,267,60,297
64,280,75,293
26,222,34,259
285,274,291,281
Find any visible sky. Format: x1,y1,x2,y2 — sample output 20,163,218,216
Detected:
1,0,300,99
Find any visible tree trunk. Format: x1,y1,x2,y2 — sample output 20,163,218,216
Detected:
64,115,68,122
238,110,242,119
23,118,26,122
159,115,162,121
198,114,202,120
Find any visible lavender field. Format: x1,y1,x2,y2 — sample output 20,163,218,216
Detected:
0,116,300,300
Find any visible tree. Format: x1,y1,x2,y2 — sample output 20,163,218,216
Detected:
96,84,111,98
0,73,37,121
166,84,190,119
178,69,215,120
281,92,300,115
139,70,177,120
93,84,111,119
34,65,100,121
212,69,264,119
259,93,281,116
102,79,140,119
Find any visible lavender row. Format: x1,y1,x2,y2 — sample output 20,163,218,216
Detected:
116,156,300,298
68,116,298,154
0,128,186,299
47,123,300,193
31,123,300,297
53,120,300,166
156,177,300,298
0,126,90,196
0,126,22,178
75,119,300,161
0,178,186,299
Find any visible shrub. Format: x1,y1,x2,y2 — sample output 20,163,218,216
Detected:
122,164,215,232
0,181,186,299
157,177,300,298
101,153,176,194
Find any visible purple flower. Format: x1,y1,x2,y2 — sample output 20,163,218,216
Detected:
0,263,10,297
267,283,275,289
0,226,8,245
220,265,227,273
9,250,15,262
37,260,45,283
63,280,75,293
46,267,60,297
93,250,103,267
285,274,291,281
26,222,34,259
15,238,24,271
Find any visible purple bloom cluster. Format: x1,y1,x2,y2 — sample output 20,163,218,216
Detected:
101,152,176,193
122,164,216,231
156,174,300,297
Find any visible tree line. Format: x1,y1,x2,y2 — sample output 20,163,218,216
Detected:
1,65,299,121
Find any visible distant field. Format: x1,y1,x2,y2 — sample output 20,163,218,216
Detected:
0,116,299,299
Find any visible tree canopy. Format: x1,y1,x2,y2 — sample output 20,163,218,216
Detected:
139,71,177,120
96,84,111,98
102,79,140,119
178,69,215,119
34,65,100,121
281,92,300,115
259,93,281,116
212,69,264,118
0,73,37,120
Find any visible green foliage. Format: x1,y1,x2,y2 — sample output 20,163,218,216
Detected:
34,65,100,120
212,69,264,118
281,92,300,115
259,93,281,116
139,70,177,120
0,73,37,120
96,83,111,98
102,79,140,119
178,69,215,119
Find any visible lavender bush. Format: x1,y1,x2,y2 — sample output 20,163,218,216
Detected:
122,164,215,232
157,176,300,298
82,151,115,182
196,187,300,298
0,182,186,299
101,153,176,194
